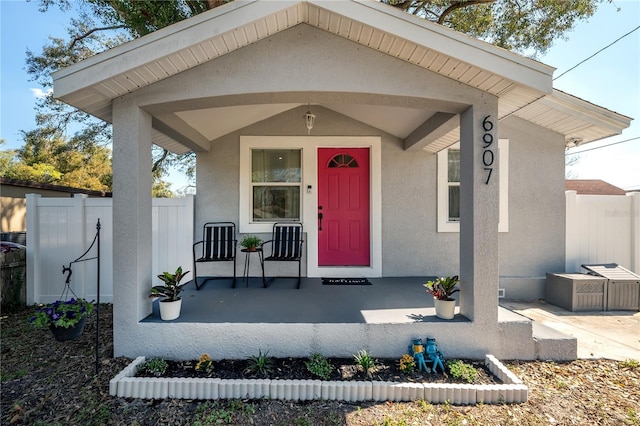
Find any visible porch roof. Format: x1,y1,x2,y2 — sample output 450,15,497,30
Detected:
53,0,631,154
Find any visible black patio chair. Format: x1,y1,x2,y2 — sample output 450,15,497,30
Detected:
192,222,237,289
260,222,304,289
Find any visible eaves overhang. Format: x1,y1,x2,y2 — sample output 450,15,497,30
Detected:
53,0,554,123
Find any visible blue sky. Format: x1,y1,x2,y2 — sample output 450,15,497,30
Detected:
1,0,639,190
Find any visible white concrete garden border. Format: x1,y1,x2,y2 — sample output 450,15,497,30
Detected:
110,354,527,404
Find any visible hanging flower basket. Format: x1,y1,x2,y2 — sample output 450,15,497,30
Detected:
31,298,94,341
50,315,88,341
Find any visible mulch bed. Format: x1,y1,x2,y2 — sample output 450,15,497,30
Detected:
136,357,499,384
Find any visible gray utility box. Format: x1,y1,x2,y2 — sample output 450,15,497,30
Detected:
582,264,640,311
546,273,606,311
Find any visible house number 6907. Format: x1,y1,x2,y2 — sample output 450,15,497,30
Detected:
482,115,494,185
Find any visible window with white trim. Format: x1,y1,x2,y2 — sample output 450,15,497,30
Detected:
437,139,509,232
251,149,301,222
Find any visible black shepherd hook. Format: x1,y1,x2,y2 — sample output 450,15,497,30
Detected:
63,265,73,284
61,219,101,374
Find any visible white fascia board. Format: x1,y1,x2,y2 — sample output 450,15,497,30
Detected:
544,90,632,133
313,0,554,93
53,0,299,98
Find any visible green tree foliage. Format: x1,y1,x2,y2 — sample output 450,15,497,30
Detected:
383,0,606,54
1,129,112,192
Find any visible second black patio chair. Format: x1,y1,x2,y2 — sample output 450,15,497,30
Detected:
192,221,237,289
260,222,304,289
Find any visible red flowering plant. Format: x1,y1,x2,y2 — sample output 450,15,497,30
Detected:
424,276,460,301
30,298,94,329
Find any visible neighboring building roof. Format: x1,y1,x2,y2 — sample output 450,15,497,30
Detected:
565,179,626,195
53,0,631,154
0,177,112,197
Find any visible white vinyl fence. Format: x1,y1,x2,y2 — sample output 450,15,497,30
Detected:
566,191,640,274
26,194,194,304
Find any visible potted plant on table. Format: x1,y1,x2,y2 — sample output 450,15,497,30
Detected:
240,235,262,252
424,276,459,320
30,298,94,341
150,266,189,320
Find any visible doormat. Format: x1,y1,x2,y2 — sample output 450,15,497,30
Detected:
322,278,371,285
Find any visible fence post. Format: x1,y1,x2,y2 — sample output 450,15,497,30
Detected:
71,194,88,298
26,194,41,304
630,192,640,274
565,191,579,272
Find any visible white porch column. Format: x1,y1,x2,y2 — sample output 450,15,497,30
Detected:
112,98,153,356
459,97,499,324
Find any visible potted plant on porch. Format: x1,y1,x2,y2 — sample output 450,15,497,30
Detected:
424,276,459,320
150,266,189,320
240,235,262,252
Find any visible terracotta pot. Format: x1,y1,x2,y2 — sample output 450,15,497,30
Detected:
50,315,87,341
159,298,182,321
434,298,456,320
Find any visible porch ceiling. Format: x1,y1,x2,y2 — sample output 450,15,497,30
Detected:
53,0,630,155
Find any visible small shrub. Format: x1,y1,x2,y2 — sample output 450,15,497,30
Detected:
446,359,478,383
353,350,376,377
245,349,273,377
139,357,168,377
398,354,416,374
620,359,639,370
195,353,214,374
305,353,332,380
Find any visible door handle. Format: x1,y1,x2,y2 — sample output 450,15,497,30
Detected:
318,205,323,231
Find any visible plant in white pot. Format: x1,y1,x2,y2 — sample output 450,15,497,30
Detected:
240,235,262,252
150,266,189,320
424,276,459,320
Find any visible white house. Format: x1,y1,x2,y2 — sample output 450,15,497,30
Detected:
52,0,631,360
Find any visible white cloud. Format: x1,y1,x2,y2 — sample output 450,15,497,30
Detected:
30,88,52,98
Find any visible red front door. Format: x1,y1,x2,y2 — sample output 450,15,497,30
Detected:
318,148,370,266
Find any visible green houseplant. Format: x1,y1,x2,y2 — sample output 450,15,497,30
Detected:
150,266,189,320
30,298,94,341
240,235,262,251
424,276,459,320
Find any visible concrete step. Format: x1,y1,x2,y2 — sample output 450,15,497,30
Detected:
532,322,577,361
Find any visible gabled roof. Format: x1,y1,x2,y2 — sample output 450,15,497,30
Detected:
53,0,631,153
566,179,627,195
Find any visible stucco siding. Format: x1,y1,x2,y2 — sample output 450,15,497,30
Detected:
195,107,566,299
134,24,484,119
197,105,451,277
498,116,566,300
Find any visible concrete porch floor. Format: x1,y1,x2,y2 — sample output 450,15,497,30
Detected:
145,277,472,324
142,277,640,361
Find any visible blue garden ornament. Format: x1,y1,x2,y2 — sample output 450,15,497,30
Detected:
425,337,445,374
408,338,429,372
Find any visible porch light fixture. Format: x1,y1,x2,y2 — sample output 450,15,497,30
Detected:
305,105,316,135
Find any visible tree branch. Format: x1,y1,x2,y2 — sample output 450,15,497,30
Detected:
152,148,169,174
437,0,495,24
69,25,125,49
